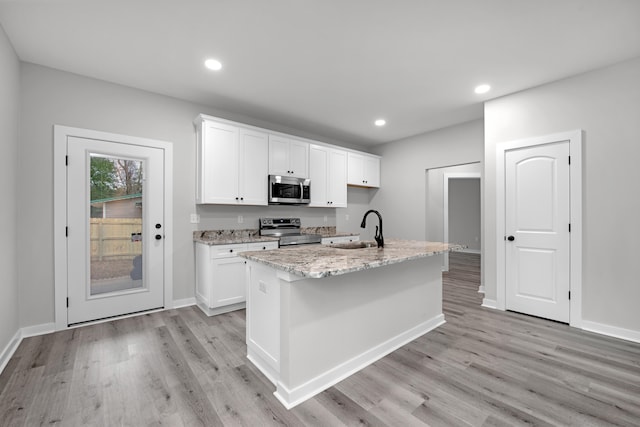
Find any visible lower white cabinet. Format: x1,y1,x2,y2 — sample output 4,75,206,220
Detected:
321,235,360,245
195,241,278,316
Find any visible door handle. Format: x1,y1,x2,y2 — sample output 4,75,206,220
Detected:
155,234,162,240
507,235,515,241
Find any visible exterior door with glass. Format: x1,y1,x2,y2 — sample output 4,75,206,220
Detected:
66,136,165,325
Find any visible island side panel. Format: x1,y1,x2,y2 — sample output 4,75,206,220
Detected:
245,261,282,383
277,256,444,407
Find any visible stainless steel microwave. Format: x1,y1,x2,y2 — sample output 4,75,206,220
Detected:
268,175,310,204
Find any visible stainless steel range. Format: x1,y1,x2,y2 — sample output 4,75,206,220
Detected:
259,218,322,246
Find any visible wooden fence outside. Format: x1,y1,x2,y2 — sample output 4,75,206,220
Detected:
90,218,143,261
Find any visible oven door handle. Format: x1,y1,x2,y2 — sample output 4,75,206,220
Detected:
300,181,304,200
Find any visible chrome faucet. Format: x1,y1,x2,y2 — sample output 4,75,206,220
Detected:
360,209,384,248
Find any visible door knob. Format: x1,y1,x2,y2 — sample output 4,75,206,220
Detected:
155,234,162,240
507,235,515,241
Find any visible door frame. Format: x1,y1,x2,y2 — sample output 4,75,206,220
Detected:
443,172,481,273
495,130,582,327
53,125,173,330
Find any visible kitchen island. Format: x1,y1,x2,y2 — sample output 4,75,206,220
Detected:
239,239,464,409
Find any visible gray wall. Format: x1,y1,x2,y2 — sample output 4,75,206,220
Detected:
0,25,20,355
426,163,481,244
484,56,640,332
18,63,368,328
371,120,484,242
449,178,481,252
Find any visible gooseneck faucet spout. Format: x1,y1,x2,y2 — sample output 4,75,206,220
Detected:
360,209,384,248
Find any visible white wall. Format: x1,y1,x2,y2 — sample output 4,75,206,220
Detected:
484,56,640,332
371,120,484,242
426,163,481,244
0,24,20,357
448,178,481,252
18,63,367,328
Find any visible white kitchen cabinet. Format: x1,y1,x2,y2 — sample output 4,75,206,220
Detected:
269,135,309,178
195,241,278,316
195,116,268,205
347,152,380,188
309,145,347,208
321,235,360,245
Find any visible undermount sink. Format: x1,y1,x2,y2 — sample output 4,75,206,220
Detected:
329,241,378,250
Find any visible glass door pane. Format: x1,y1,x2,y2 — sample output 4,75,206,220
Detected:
89,154,144,296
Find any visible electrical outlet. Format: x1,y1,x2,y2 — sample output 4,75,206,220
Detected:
324,215,328,223
238,215,244,224
190,214,200,224
259,281,267,293
345,214,349,221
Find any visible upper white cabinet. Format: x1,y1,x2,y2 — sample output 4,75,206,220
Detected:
196,116,268,205
347,152,380,188
269,135,309,178
309,145,347,208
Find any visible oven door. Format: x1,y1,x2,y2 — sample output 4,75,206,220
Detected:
269,175,310,204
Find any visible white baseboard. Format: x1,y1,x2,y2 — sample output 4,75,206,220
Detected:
482,298,498,309
0,321,56,375
273,314,446,409
173,297,196,309
0,329,22,375
21,322,55,338
478,285,485,294
461,249,481,254
582,320,640,344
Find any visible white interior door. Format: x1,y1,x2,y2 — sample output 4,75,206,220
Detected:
66,136,165,325
505,141,570,323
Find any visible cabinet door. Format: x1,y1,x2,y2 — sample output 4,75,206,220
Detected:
309,145,328,207
328,149,347,207
202,122,240,203
211,256,247,307
268,135,290,176
347,152,365,186
239,128,268,205
288,140,309,178
363,155,380,188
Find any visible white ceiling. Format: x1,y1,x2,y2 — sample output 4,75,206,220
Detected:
1,0,639,146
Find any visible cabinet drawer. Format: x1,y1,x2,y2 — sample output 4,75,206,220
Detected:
211,244,247,258
247,242,279,251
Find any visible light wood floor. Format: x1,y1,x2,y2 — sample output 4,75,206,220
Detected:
1,253,640,426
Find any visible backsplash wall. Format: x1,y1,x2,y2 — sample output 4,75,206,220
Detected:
196,204,337,231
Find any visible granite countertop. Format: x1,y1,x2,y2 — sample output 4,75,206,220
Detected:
239,238,465,279
301,226,359,238
193,229,279,245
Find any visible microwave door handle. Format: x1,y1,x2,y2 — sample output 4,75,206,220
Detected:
300,182,303,199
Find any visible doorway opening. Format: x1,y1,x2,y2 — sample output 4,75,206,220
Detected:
426,162,482,292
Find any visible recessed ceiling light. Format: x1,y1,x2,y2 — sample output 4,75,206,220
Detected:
374,119,386,127
474,84,491,94
204,58,222,71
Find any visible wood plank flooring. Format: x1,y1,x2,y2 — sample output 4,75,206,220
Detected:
1,252,640,426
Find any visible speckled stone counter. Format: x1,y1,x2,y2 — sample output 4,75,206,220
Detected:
300,226,359,238
239,238,464,278
193,229,279,245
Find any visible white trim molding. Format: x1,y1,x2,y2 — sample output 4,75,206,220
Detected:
53,125,174,331
173,297,197,309
0,330,22,374
482,299,498,309
274,314,445,409
582,321,640,344
495,130,583,328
